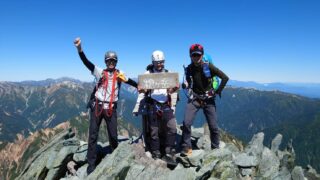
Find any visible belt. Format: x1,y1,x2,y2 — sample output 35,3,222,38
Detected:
152,100,169,107
97,101,117,105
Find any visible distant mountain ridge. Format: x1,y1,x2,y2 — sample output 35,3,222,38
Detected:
1,78,320,171
229,80,320,98
0,78,138,143
12,77,85,86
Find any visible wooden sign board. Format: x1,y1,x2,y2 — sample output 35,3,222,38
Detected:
138,73,179,89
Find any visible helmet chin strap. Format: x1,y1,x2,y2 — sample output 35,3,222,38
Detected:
107,67,116,72
106,62,117,72
153,65,164,72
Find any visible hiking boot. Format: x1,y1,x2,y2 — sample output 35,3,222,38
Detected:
87,165,95,175
151,150,161,159
180,147,192,157
211,144,220,150
162,154,178,169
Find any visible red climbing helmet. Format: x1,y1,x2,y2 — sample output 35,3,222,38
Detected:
189,44,204,55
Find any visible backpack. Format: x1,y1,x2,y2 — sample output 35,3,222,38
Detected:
202,53,220,91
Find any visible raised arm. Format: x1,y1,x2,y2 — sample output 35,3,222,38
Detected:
74,37,95,73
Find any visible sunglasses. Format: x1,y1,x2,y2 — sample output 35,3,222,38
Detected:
105,59,118,65
154,60,165,65
191,54,202,57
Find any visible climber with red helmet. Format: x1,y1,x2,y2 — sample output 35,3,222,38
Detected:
180,44,229,156
74,37,137,175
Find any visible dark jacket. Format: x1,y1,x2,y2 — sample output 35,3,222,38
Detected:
186,63,229,96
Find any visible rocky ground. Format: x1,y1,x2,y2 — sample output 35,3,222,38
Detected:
16,125,320,180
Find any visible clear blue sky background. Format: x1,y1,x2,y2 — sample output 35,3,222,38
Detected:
1,0,319,83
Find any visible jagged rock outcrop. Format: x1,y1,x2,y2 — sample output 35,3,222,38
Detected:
16,127,320,180
0,122,70,180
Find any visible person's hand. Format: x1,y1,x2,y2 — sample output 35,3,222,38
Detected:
138,85,146,93
74,37,82,52
181,83,187,89
168,84,179,94
208,89,216,97
74,37,81,47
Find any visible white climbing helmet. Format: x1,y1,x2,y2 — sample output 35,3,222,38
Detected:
151,50,165,62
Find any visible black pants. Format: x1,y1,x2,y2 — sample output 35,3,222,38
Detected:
148,103,177,154
181,97,219,149
87,104,118,171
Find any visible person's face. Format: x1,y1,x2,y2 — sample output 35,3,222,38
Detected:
153,60,165,71
191,53,203,65
105,59,117,69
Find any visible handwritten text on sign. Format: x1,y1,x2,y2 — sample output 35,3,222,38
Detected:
138,73,179,89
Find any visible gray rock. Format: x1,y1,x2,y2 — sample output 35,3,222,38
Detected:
18,151,51,180
259,147,280,178
73,143,88,163
211,160,238,179
87,142,135,179
196,134,211,150
130,162,169,179
204,148,233,166
44,139,80,180
17,126,315,180
191,127,204,139
273,167,292,180
224,143,241,154
240,168,253,177
305,165,320,179
291,166,305,180
52,141,79,168
75,164,88,179
245,132,264,157
280,149,296,171
188,149,205,167
234,153,258,167
196,159,219,179
125,164,146,180
162,168,196,180
271,134,282,153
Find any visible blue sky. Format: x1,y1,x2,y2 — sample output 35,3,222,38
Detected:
0,0,319,83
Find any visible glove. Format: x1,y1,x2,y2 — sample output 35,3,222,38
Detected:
137,85,146,93
181,83,187,89
117,72,127,82
208,89,216,97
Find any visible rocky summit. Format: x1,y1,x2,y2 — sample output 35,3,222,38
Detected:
16,126,319,180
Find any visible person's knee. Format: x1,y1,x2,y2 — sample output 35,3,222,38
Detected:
168,127,177,135
150,127,159,138
208,126,219,134
89,130,98,140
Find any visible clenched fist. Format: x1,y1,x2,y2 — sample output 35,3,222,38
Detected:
74,37,82,52
74,37,81,47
